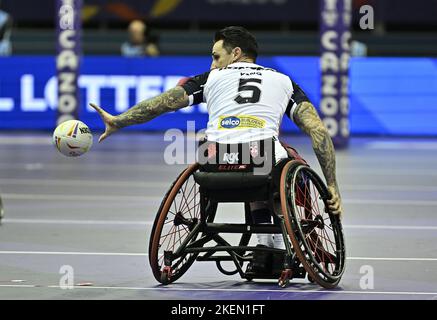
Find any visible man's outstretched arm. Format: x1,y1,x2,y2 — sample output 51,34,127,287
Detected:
90,86,189,142
293,101,342,215
113,86,188,128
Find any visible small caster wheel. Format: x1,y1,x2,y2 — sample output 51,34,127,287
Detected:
278,269,292,288
160,266,172,284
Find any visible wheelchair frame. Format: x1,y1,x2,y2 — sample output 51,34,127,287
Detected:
149,159,345,289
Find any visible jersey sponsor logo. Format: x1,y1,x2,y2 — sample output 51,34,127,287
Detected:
223,152,239,164
218,115,266,130
220,116,240,129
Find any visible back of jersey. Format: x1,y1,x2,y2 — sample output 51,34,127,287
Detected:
204,62,293,143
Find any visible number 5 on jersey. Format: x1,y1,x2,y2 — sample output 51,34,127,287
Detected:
234,78,262,104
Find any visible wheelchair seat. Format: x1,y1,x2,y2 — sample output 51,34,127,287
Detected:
193,171,270,190
193,138,278,202
194,171,271,202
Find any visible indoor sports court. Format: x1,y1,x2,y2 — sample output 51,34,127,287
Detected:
0,133,437,300
1,0,437,301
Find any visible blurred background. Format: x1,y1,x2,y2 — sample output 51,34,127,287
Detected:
0,0,436,136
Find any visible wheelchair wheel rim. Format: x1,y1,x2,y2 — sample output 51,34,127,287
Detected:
280,161,345,288
149,163,201,283
289,166,345,282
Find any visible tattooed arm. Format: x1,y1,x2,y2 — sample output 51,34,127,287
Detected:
89,86,189,142
113,86,188,128
293,101,342,215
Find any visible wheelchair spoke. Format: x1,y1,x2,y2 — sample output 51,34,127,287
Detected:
325,223,334,231
159,226,175,248
172,199,179,218
174,176,200,222
164,218,174,225
319,231,334,264
167,210,177,217
318,231,336,249
179,186,199,219
311,182,322,216
321,229,337,255
160,225,176,246
183,202,200,217
180,224,190,233
179,179,197,218
176,177,190,213
177,227,183,248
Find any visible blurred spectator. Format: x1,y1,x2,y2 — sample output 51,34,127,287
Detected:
121,20,160,57
0,3,12,56
351,40,368,57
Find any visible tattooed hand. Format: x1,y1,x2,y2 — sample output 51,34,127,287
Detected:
89,103,119,143
327,185,342,216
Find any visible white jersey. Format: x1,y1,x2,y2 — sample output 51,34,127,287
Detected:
182,62,309,144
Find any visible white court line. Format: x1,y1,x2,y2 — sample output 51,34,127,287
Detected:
344,170,437,176
346,257,437,262
0,136,52,145
365,141,437,150
2,219,153,226
0,251,436,262
345,224,437,231
342,184,437,192
0,251,146,256
0,178,169,188
0,285,38,288
1,193,158,202
3,219,437,231
344,199,437,206
3,193,437,206
1,178,437,192
0,284,436,296
0,163,182,172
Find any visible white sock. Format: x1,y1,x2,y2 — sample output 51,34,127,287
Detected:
273,234,286,250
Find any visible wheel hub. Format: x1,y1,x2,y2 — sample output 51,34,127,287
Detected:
315,215,325,229
173,212,198,231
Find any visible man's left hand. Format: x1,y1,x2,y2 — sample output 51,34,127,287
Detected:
327,185,342,216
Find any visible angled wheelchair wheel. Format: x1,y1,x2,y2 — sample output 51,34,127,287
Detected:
149,163,202,284
280,161,346,289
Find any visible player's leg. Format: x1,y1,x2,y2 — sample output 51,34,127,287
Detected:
249,200,273,247
271,140,290,249
248,140,291,249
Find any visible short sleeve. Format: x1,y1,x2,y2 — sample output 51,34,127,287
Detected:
180,71,210,106
285,81,310,121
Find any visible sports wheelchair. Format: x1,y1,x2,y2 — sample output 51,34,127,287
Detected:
148,139,345,288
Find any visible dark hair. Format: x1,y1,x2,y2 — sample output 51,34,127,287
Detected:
214,26,258,61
